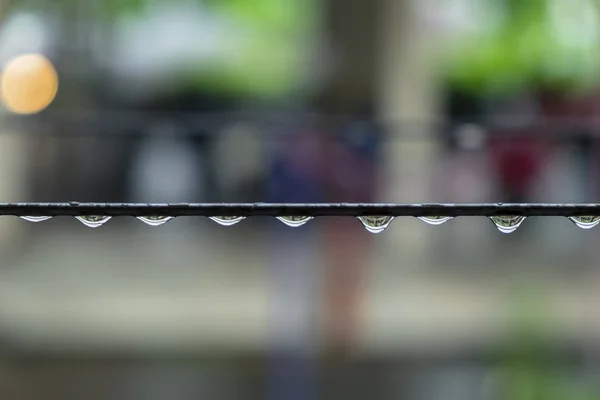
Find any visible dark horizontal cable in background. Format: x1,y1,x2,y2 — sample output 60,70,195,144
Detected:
8,112,600,139
2,203,600,217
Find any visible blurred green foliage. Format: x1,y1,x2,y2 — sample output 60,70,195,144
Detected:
498,284,600,400
13,0,150,18
183,0,319,99
445,0,600,97
8,0,319,100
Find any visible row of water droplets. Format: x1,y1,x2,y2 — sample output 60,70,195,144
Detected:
20,215,174,228
17,215,600,233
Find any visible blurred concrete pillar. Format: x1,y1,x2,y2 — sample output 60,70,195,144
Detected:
0,115,29,256
317,0,384,355
0,0,33,255
320,0,381,112
377,0,442,266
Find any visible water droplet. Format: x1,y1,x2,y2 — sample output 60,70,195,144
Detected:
75,215,112,228
489,216,526,234
568,216,600,229
209,216,245,226
357,216,394,234
20,216,52,223
137,216,174,226
417,216,453,225
276,216,313,227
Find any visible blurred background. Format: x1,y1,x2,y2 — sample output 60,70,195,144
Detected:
0,0,600,399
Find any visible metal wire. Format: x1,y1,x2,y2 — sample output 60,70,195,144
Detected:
2,203,600,217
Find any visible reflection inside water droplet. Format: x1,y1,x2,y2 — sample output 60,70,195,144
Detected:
568,216,600,229
20,216,52,223
75,215,112,228
209,216,245,226
417,216,453,225
276,216,313,227
489,216,526,234
137,216,174,226
357,216,394,234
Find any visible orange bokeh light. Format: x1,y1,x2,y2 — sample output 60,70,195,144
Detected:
1,53,58,115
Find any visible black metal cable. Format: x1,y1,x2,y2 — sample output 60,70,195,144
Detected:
2,203,600,217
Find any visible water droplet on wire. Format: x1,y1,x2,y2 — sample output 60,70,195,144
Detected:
418,216,453,225
137,216,174,226
489,216,526,234
357,216,394,234
209,216,245,226
276,216,313,227
20,216,52,223
75,215,111,228
568,216,600,229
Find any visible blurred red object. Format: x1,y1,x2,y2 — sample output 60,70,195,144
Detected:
489,135,546,201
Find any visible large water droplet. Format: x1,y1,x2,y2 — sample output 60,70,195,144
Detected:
20,216,52,223
276,216,313,227
137,216,174,226
417,216,453,225
489,216,526,234
568,216,600,229
75,215,112,228
209,216,245,226
357,216,394,234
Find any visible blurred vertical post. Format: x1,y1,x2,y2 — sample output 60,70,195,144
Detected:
377,0,441,264
319,0,381,356
0,126,29,253
0,0,29,256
